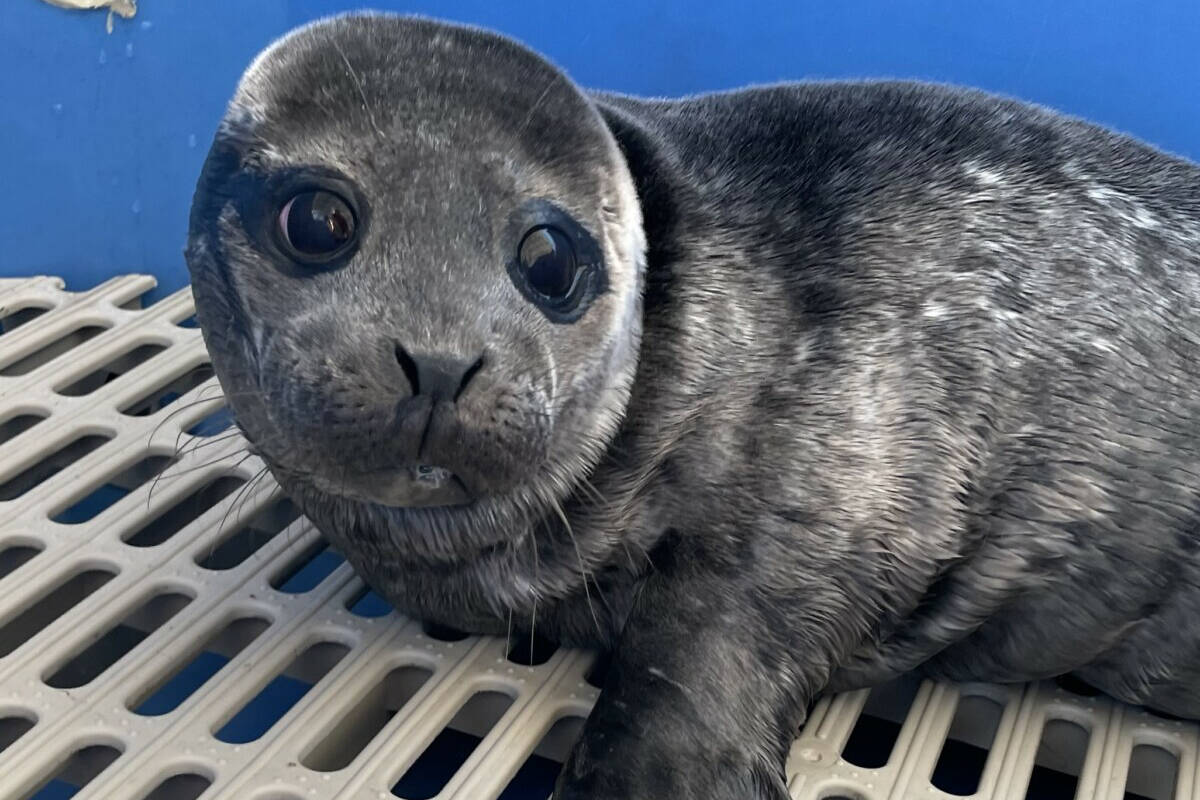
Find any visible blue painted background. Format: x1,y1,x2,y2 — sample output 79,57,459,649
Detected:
2,0,1198,303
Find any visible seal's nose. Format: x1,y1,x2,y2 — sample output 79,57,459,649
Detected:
393,343,483,401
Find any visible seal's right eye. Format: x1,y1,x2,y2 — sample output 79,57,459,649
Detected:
277,190,357,261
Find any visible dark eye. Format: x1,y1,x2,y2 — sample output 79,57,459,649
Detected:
278,190,357,260
518,226,577,299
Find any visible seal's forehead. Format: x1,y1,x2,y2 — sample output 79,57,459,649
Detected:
223,13,610,169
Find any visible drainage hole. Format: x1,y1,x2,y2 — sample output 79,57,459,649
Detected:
497,716,585,800
214,641,350,744
390,690,515,799
301,664,433,772
18,742,122,800
0,568,118,659
129,614,270,717
44,590,193,690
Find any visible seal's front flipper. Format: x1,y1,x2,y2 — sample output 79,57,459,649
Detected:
552,560,861,799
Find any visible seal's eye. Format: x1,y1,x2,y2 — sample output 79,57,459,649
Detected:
518,226,577,299
278,190,356,260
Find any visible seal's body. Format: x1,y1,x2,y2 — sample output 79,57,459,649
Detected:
186,13,1200,798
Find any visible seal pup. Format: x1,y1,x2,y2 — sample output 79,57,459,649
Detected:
186,12,1200,799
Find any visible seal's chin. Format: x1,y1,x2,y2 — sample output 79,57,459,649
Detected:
309,464,473,508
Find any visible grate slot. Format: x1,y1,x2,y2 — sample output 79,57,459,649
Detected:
422,621,470,642
391,690,516,799
505,633,559,667
0,568,118,658
268,537,345,593
1024,719,1090,800
119,363,214,416
841,675,923,768
0,411,47,446
140,772,213,800
0,541,44,581
214,641,351,744
301,664,434,772
124,474,247,547
929,693,1004,795
44,590,193,689
129,614,271,716
185,406,234,437
0,306,50,335
346,585,393,618
1124,743,1179,800
0,433,112,502
18,743,122,800
0,324,108,376
195,498,301,571
54,342,169,397
49,454,175,524
498,715,585,800
0,713,36,755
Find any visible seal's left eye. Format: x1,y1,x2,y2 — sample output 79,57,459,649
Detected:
278,190,356,260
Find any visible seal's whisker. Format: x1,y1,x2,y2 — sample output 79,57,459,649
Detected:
552,497,603,639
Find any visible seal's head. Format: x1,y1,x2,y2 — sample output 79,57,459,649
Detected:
186,13,644,561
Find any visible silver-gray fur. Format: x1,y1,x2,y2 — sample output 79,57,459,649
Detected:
185,12,1200,799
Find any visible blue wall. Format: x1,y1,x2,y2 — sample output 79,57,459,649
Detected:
2,1,1198,303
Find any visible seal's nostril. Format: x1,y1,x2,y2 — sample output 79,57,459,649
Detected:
394,343,420,395
393,345,484,402
455,355,485,401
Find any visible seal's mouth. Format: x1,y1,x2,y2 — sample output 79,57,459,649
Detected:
307,463,473,509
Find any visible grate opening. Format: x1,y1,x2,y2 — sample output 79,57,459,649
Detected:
1054,673,1102,697
391,690,516,799
421,621,470,642
140,772,213,800
20,742,123,800
0,411,47,446
505,633,559,667
301,664,434,772
929,693,1004,795
269,537,345,593
0,306,50,335
130,614,271,716
0,433,113,502
0,713,36,754
176,315,198,329
44,591,193,689
498,715,585,800
196,498,301,571
346,585,393,618
584,651,612,689
49,454,175,524
0,324,108,376
214,641,350,744
819,793,867,800
0,567,118,659
55,342,168,396
0,541,44,581
841,674,923,768
1124,743,1179,800
1024,719,1089,800
125,475,247,547
186,406,234,437
119,363,215,416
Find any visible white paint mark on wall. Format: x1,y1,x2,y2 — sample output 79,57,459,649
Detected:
38,0,137,34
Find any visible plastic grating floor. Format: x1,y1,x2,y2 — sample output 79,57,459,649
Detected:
0,274,1194,800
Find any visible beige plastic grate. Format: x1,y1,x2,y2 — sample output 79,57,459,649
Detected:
0,274,1194,800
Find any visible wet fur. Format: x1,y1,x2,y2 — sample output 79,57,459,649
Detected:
186,13,1200,799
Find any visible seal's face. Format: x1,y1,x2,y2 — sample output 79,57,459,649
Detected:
185,14,644,556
